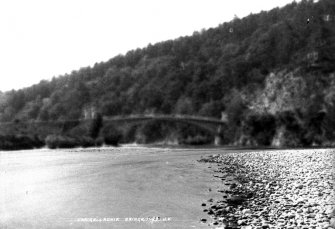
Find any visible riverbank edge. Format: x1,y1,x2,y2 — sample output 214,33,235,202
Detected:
198,149,335,228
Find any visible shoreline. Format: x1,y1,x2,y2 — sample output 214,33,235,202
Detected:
198,149,335,228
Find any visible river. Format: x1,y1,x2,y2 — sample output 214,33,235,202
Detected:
0,145,230,229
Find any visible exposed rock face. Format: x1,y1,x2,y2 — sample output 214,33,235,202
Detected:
249,70,309,115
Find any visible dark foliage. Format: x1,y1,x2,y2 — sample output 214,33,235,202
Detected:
179,135,212,145
45,135,100,149
136,120,166,144
89,113,103,139
101,123,122,146
61,120,81,133
242,113,277,146
0,134,44,150
121,125,138,143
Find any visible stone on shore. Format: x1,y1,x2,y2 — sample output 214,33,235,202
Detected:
199,149,335,228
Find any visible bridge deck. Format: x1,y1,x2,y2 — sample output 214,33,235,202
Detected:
104,114,227,124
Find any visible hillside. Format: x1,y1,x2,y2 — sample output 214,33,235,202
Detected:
1,0,335,147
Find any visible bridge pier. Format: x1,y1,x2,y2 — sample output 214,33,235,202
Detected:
214,124,224,146
103,114,227,146
214,135,222,145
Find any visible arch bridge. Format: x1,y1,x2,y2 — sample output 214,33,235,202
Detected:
103,114,228,145
0,113,228,145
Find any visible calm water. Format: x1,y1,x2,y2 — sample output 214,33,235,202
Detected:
0,146,228,229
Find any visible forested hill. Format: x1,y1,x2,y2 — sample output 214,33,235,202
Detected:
1,0,335,146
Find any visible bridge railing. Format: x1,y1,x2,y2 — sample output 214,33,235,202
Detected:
0,113,228,126
104,114,228,123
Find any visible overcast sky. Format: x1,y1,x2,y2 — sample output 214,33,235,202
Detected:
0,0,299,92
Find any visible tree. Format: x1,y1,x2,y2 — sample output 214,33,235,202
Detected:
38,108,49,121
174,97,195,115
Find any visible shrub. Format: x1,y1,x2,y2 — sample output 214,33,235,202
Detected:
67,123,90,137
78,136,96,148
179,135,212,145
122,125,138,143
136,120,164,143
0,134,44,150
175,122,213,144
101,123,122,146
45,135,78,149
45,135,102,149
242,113,277,146
276,111,310,147
95,137,104,147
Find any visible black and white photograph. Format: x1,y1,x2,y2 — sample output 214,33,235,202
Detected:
0,0,334,228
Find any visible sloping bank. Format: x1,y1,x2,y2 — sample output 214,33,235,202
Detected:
198,149,335,228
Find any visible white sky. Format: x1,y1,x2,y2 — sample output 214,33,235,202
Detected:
0,0,298,92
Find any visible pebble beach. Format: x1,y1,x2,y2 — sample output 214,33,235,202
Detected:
199,149,335,229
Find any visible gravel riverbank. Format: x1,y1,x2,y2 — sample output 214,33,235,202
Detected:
199,149,335,229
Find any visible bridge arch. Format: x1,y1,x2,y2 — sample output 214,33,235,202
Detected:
103,114,227,145
0,114,228,145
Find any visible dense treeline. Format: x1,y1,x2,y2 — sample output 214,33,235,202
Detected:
1,0,335,147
